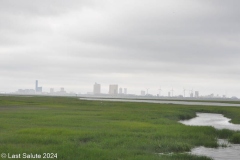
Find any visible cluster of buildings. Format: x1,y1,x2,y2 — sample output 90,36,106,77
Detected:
167,90,199,98
16,80,67,95
14,80,234,99
93,83,127,95
17,81,129,96
16,80,43,94
17,89,35,94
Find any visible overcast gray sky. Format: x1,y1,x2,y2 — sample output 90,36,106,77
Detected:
0,0,240,97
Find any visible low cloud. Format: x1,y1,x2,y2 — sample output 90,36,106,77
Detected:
1,0,240,96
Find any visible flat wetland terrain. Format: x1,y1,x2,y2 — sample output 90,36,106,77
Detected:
1,96,240,160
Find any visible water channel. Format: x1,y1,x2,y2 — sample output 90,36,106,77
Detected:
179,113,240,131
80,98,240,107
180,113,240,160
81,98,240,159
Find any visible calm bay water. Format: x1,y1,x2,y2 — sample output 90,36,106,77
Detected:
80,98,240,107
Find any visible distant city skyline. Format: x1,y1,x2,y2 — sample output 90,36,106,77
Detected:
9,80,237,99
1,79,235,97
0,1,240,97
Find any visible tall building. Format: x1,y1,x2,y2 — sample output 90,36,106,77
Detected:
35,80,38,91
50,88,54,94
109,84,118,95
35,80,42,93
119,88,123,94
93,83,101,95
141,90,145,96
195,91,199,97
60,88,66,94
124,88,127,94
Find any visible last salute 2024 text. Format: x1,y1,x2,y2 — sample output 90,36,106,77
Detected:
7,153,57,159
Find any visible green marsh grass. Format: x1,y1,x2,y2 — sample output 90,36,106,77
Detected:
0,96,240,160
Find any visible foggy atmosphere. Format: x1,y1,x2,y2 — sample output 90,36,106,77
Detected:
1,0,240,97
1,1,240,160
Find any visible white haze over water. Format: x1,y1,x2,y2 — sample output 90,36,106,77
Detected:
0,0,240,97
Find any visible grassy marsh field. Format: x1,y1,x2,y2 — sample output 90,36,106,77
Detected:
0,96,240,160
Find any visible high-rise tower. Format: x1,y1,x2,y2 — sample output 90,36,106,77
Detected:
35,80,38,91
109,84,118,95
35,80,42,93
93,83,101,95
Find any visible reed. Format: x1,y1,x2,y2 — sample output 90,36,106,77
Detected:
0,96,240,160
